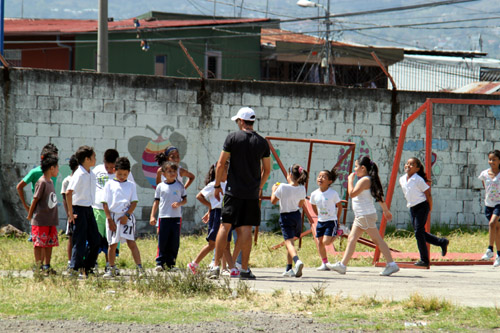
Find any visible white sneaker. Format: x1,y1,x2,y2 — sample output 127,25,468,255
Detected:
328,262,346,275
316,263,330,271
380,264,400,276
282,269,296,277
494,256,500,267
155,265,164,272
482,249,494,260
294,260,304,278
235,262,243,271
103,266,119,279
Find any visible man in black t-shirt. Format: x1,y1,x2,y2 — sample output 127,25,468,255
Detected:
211,107,271,280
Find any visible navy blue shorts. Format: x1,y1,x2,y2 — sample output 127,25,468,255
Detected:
485,204,500,222
279,211,301,240
316,220,338,238
206,209,233,242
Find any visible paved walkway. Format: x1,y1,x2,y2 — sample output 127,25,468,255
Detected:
245,265,499,308
2,264,498,308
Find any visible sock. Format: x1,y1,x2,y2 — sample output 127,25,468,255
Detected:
67,260,71,265
322,258,328,264
340,262,346,267
105,262,110,268
191,261,199,267
213,266,220,270
136,264,143,269
387,262,396,267
488,245,493,251
292,256,299,264
42,264,50,270
286,264,292,271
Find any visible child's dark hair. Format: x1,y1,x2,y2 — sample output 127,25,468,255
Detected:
68,154,78,173
114,157,131,171
409,157,429,182
204,163,217,186
155,146,178,166
41,143,58,160
290,164,309,185
320,167,338,183
41,154,58,173
357,156,384,202
75,145,95,165
488,150,500,161
104,149,119,164
161,161,178,172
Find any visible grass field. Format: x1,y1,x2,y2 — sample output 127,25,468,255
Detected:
1,229,499,330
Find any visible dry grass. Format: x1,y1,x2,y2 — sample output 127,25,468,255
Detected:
0,228,491,270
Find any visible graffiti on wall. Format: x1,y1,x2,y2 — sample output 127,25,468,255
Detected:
336,131,372,198
403,139,449,185
490,105,500,120
128,125,188,189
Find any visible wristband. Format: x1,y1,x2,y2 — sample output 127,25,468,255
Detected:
214,185,221,189
125,212,131,219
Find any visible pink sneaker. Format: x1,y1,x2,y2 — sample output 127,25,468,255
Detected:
187,262,198,274
230,269,240,278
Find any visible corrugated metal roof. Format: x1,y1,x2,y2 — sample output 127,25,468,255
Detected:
4,17,269,35
453,82,500,94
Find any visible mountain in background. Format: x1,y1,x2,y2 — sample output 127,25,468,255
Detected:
5,0,500,58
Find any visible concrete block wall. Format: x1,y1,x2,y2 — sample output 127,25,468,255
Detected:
1,68,498,234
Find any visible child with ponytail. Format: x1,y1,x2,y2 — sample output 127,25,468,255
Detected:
271,164,308,277
331,156,400,276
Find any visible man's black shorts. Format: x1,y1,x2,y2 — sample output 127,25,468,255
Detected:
221,194,261,228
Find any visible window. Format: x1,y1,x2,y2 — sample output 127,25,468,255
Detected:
205,51,222,79
155,55,167,76
4,49,22,67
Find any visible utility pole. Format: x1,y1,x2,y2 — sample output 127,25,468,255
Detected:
324,0,331,84
97,0,108,72
1,0,4,56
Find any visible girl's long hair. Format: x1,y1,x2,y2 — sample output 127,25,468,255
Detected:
204,163,217,186
410,157,429,182
289,164,309,185
358,156,384,202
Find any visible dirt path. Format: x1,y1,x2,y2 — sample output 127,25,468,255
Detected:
0,312,337,333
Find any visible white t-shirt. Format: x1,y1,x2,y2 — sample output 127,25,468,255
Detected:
93,164,135,210
399,173,429,208
67,165,96,207
478,169,500,207
274,184,306,213
61,175,72,194
351,176,376,216
310,188,341,222
200,181,226,209
155,180,186,218
101,179,138,214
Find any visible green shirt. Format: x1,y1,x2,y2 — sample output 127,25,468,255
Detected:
22,166,57,193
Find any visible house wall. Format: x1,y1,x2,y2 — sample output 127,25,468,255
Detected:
74,27,262,80
1,68,498,234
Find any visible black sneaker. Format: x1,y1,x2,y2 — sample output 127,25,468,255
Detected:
441,239,449,256
414,260,429,267
239,269,256,280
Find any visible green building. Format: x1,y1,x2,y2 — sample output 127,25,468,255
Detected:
75,11,275,80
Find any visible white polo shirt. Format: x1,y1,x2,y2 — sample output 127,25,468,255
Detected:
274,183,306,213
93,164,136,210
68,165,96,207
200,181,226,209
399,173,429,208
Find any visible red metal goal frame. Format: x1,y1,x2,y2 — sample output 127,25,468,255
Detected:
374,98,500,268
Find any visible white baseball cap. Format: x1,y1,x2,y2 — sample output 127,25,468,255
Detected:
231,107,256,121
